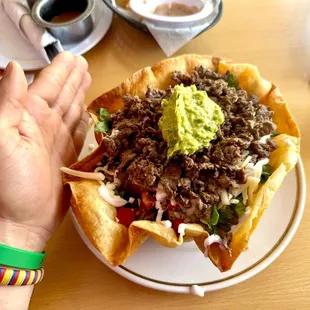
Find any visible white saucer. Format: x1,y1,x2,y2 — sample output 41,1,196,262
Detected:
0,0,113,71
71,127,306,296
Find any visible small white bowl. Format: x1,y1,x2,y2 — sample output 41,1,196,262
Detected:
129,0,214,25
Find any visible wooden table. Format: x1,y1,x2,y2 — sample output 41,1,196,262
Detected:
30,0,310,309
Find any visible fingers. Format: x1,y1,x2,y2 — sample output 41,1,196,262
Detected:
28,52,76,104
72,109,89,156
52,56,89,116
55,71,90,159
62,71,91,132
28,52,90,121
53,122,78,167
0,62,28,129
23,54,90,128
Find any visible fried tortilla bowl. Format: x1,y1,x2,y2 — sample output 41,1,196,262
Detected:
63,55,300,272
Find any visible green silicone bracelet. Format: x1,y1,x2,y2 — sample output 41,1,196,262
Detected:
0,244,46,270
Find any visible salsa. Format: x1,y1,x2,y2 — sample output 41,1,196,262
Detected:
153,2,200,16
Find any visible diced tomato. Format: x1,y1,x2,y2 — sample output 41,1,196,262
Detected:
172,218,184,234
209,243,231,272
167,202,180,211
94,131,103,144
117,208,136,227
141,192,156,210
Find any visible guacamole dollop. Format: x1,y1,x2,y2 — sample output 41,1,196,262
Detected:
159,84,224,157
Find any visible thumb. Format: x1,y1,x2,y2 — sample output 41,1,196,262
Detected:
0,61,28,130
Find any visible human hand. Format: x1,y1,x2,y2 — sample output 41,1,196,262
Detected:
0,52,91,252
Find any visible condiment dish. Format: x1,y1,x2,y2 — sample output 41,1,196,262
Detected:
129,0,214,25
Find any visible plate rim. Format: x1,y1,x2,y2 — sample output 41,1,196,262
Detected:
70,159,306,294
102,0,223,35
0,0,113,71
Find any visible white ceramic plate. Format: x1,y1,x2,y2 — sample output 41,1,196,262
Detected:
0,0,113,71
71,127,306,296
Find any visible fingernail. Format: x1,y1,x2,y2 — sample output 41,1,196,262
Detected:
3,62,12,77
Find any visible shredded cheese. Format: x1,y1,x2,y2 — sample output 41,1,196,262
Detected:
161,220,172,228
60,167,104,182
240,156,252,169
106,182,116,190
110,129,119,137
230,199,239,204
178,223,188,237
94,167,105,174
220,189,230,205
217,201,224,209
155,201,164,222
240,158,269,204
102,164,115,176
113,170,121,186
258,134,271,144
231,185,244,198
245,158,269,178
242,183,249,205
98,183,127,207
247,176,260,204
156,184,167,201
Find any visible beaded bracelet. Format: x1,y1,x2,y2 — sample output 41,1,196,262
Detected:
0,267,44,286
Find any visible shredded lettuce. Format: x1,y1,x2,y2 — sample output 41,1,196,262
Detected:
202,205,220,235
95,122,109,133
260,164,272,183
95,108,111,133
218,205,234,223
235,200,246,217
227,73,239,88
99,107,110,121
270,131,279,137
203,197,246,235
209,205,219,226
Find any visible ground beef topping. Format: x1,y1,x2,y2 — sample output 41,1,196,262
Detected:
98,67,277,229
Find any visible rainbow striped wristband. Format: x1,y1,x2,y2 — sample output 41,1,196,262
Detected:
0,267,44,286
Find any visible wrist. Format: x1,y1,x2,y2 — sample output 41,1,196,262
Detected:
0,218,48,252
